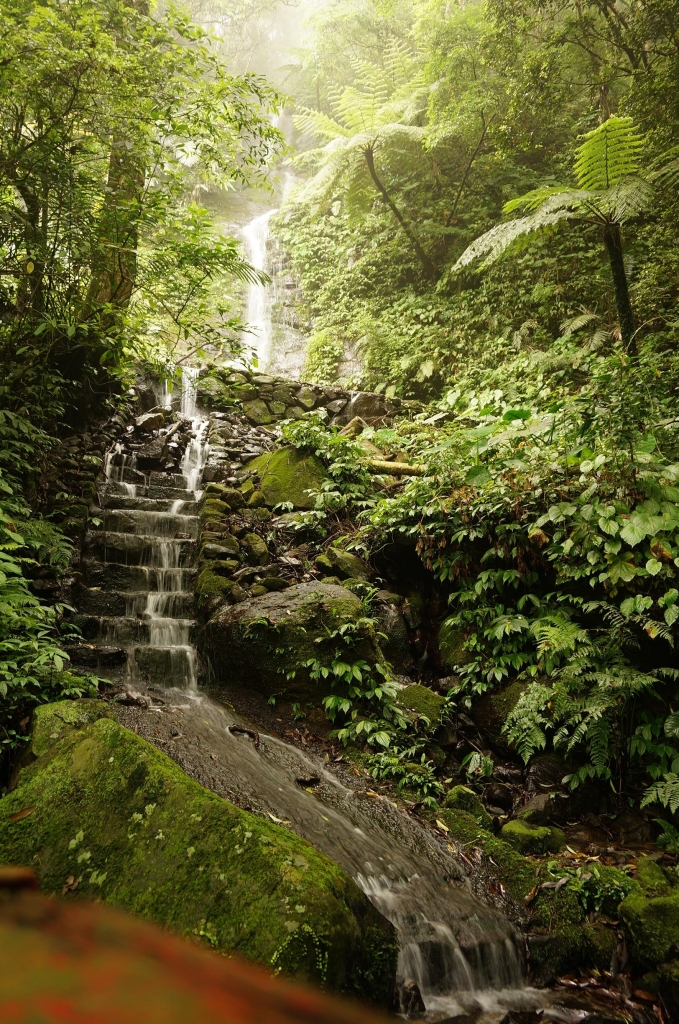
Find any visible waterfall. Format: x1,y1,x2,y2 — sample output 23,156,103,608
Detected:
242,209,277,369
89,367,208,690
88,371,542,1017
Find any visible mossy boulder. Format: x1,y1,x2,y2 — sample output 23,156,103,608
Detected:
244,448,327,510
398,684,446,727
316,546,370,581
619,889,679,969
500,819,565,855
201,582,382,698
443,786,492,828
437,623,474,670
471,679,528,745
0,704,396,1000
636,856,675,896
28,699,114,759
242,400,275,425
242,533,269,566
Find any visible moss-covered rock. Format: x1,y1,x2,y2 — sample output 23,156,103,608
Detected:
201,582,382,698
619,889,679,969
29,699,114,759
316,546,370,581
471,679,528,744
0,706,396,1000
242,399,275,425
242,533,269,566
245,448,327,511
443,786,492,828
203,485,245,510
398,684,446,727
500,819,564,855
438,623,474,670
636,856,675,896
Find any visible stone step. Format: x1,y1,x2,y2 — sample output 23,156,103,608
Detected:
100,494,198,514
147,485,198,500
148,471,190,489
133,645,198,686
74,615,195,647
83,532,194,567
103,510,199,539
78,588,195,619
81,561,196,593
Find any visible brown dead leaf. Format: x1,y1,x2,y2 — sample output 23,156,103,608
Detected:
9,806,35,822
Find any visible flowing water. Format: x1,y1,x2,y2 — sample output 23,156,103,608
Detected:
239,174,307,376
85,371,548,1020
85,368,209,689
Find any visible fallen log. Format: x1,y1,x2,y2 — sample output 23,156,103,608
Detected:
366,459,426,477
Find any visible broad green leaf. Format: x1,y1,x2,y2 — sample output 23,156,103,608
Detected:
646,558,663,576
465,465,492,486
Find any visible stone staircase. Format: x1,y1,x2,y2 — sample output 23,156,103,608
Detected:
71,372,208,688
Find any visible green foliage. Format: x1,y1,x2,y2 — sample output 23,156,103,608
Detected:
368,743,443,807
304,329,345,385
545,861,633,915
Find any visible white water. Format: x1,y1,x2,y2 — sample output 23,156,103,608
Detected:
98,367,209,690
242,208,278,369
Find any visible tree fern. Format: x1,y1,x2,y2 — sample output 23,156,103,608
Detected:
573,116,643,189
452,116,675,354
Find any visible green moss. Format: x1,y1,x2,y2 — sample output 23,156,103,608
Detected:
472,679,528,736
200,498,229,521
438,622,474,670
443,786,492,828
30,700,114,758
244,448,327,511
398,684,446,727
500,819,564,855
583,922,618,971
528,926,586,986
0,709,396,1001
619,889,679,969
196,568,233,597
636,857,674,895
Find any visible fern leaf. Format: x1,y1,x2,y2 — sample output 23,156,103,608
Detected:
293,107,349,143
574,116,643,190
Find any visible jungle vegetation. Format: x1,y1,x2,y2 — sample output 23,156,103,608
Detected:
2,0,679,826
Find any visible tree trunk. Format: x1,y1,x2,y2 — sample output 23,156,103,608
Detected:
87,141,144,311
603,222,636,356
363,146,436,280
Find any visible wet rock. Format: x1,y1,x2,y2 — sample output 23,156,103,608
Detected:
135,411,166,431
244,448,327,510
397,978,425,1016
525,754,566,793
517,792,559,826
0,703,397,998
260,577,290,591
201,540,240,560
201,582,382,698
484,783,513,812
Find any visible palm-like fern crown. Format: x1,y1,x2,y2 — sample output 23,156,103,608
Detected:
573,116,643,190
293,38,424,141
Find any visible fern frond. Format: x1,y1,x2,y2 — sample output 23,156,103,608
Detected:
293,107,349,143
574,116,643,190
642,773,679,814
560,311,599,336
453,196,582,271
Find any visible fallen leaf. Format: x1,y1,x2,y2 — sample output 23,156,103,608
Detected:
435,819,450,833
267,813,291,825
10,807,35,822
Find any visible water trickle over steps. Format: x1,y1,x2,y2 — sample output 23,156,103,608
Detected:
76,368,208,688
73,367,538,1019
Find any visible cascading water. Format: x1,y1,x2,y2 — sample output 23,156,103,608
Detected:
86,368,209,690
242,209,277,369
90,373,539,1019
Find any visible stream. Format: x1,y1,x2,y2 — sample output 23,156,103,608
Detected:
86,369,561,1023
